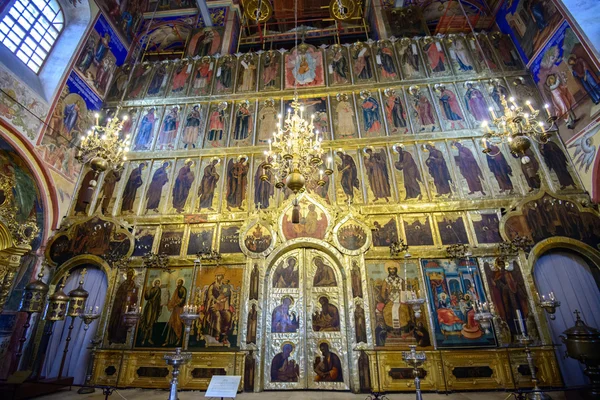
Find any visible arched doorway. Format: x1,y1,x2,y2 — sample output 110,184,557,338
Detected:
43,265,108,384
263,247,350,390
533,249,600,387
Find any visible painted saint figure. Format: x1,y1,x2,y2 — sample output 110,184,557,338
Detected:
163,278,187,346
190,58,213,95
423,40,447,73
271,344,299,382
145,161,170,213
169,63,190,95
353,45,373,80
330,46,349,84
517,148,541,191
335,98,356,138
237,56,257,92
377,44,397,79
568,54,600,104
74,171,95,213
121,163,146,213
313,257,337,287
354,304,367,343
394,146,423,200
464,83,489,122
424,144,452,196
257,102,278,144
360,94,383,135
437,86,465,129
156,107,179,150
139,279,162,345
146,64,168,97
540,141,576,189
233,103,252,141
453,142,486,195
544,73,577,129
255,158,274,209
197,158,220,211
207,106,226,146
172,159,195,213
216,57,234,91
107,269,138,344
449,39,473,71
313,343,343,382
412,92,436,132
100,169,121,214
246,304,257,344
181,105,202,149
226,156,249,211
363,148,391,202
485,144,514,193
336,150,360,203
262,51,279,88
272,297,299,333
385,94,407,133
312,297,340,331
199,267,233,345
273,257,298,288
134,109,156,151
490,81,509,116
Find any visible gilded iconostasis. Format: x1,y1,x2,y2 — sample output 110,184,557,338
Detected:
37,25,598,393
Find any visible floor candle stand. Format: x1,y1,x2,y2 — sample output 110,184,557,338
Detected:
164,347,191,400
517,335,551,400
402,344,426,400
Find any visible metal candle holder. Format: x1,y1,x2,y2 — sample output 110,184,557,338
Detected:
539,299,561,320
122,307,142,330
16,269,49,368
402,344,426,400
180,309,200,351
164,347,192,400
474,302,494,335
77,337,102,394
517,334,551,400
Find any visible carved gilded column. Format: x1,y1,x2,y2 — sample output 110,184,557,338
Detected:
0,244,31,315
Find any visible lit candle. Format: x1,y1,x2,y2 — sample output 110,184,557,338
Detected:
549,291,555,301
526,100,534,113
516,309,527,336
95,113,100,126
319,170,324,178
544,104,551,118
488,107,496,120
268,139,272,152
139,306,142,313
95,306,99,313
327,156,333,168
482,137,489,150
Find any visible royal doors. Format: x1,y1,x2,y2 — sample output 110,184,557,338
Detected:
264,248,350,390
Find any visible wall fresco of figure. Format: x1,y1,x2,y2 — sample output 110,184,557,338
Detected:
538,137,578,191
421,37,451,78
126,64,153,100
254,157,276,210
284,96,330,140
135,267,194,348
331,93,358,139
145,63,172,99
106,268,143,346
367,260,430,348
489,33,523,71
421,142,454,198
445,35,476,74
459,81,491,126
469,210,502,244
260,50,282,91
334,149,362,204
422,258,497,348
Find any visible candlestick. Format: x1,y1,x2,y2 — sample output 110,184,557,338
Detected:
544,104,551,117
516,309,527,336
488,107,496,120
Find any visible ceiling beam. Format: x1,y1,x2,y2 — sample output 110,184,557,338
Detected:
196,0,213,27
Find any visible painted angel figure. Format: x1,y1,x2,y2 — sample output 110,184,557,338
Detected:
567,129,597,173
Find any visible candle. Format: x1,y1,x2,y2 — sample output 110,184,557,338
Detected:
488,107,496,120
549,291,555,301
516,309,527,336
482,137,489,150
544,104,551,117
542,294,546,300
268,139,272,152
526,100,534,113
139,306,142,313
95,306,99,313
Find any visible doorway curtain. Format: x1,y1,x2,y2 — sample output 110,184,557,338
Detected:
43,267,108,384
533,250,600,387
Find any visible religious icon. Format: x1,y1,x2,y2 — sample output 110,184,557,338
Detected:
446,35,475,73
434,84,467,130
158,228,184,256
511,76,542,110
260,50,281,91
254,157,275,209
138,277,162,346
117,108,140,140
107,268,140,345
237,53,257,93
120,162,148,214
313,257,337,287
281,199,328,240
422,258,496,348
435,213,469,245
256,99,279,145
312,297,340,331
188,27,221,58
351,42,374,82
220,225,242,253
483,142,515,194
272,297,299,333
421,37,450,77
145,63,171,98
186,225,214,255
539,138,577,190
451,141,487,197
144,160,171,214
197,157,221,212
204,102,229,148
215,55,235,94
358,351,372,392
285,44,325,88
488,79,510,117
481,257,534,344
383,88,409,135
179,104,205,149
407,86,438,132
337,221,368,251
171,159,195,213
392,144,425,201
189,57,214,96
244,224,272,253
231,100,254,146
133,108,160,151
462,81,491,124
489,33,521,70
368,260,429,347
106,66,130,101
403,214,434,246
354,303,367,343
126,64,153,100
358,90,384,137
327,44,350,86
363,146,391,203
272,257,299,288
470,211,502,244
249,264,259,301
375,40,398,81
335,149,360,204
168,60,192,97
350,261,363,298
517,148,542,191
467,33,498,72
423,143,453,197
155,106,180,150
163,277,188,346
371,216,399,248
244,351,256,391
132,226,156,257
226,155,249,211
246,303,258,344
99,169,122,215
313,342,343,382
271,343,300,382
73,170,95,215
332,93,357,139
397,38,426,79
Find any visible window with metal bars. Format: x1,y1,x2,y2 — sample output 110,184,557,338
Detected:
0,0,64,73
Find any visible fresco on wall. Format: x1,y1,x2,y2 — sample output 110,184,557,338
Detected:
254,157,276,210
422,258,497,348
566,119,600,201
259,50,282,91
189,265,242,348
368,260,430,348
537,136,579,191
40,72,102,180
510,76,543,110
480,257,537,344
75,14,127,99
403,214,434,246
105,65,130,102
187,225,215,255
445,35,476,74
187,27,223,57
135,267,194,348
97,0,144,42
146,63,173,99
0,66,48,141
479,141,521,196
284,45,325,89
530,21,600,141
495,0,563,62
458,81,491,126
178,104,207,150
351,42,376,84
189,57,214,96
391,143,427,202
331,94,357,140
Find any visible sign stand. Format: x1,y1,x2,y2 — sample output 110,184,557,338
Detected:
205,375,241,399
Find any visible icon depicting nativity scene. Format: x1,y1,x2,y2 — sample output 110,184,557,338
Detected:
0,0,600,398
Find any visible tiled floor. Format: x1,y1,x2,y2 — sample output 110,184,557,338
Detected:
37,386,569,400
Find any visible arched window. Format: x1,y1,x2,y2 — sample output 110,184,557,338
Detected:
0,0,64,73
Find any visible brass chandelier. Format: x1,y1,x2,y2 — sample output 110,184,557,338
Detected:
481,95,555,163
76,113,131,173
